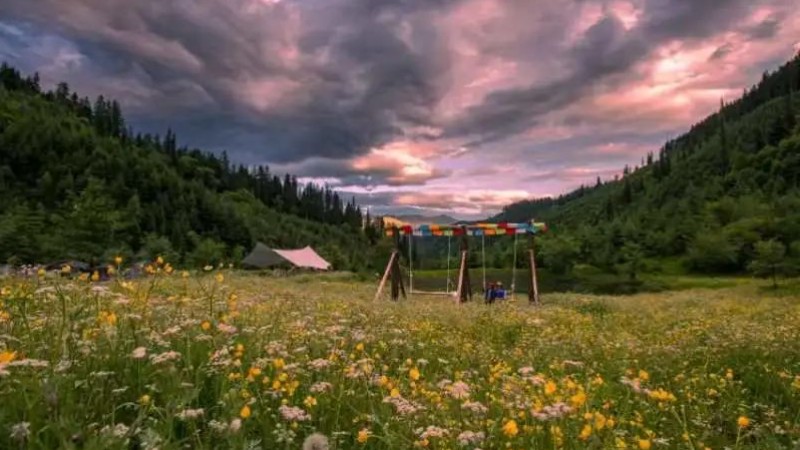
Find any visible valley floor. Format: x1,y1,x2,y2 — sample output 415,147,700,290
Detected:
1,270,799,449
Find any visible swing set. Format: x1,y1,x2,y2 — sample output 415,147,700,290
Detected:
374,221,547,304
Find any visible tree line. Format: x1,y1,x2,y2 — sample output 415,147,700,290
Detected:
488,52,800,287
0,63,385,270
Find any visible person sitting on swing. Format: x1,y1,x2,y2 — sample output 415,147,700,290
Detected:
495,281,506,300
484,282,496,304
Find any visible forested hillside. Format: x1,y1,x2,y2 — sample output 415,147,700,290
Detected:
495,52,800,278
0,63,380,269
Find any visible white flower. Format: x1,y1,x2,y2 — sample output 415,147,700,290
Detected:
447,381,471,399
10,422,30,443
150,351,181,364
278,405,311,422
229,418,242,433
310,382,332,393
308,358,332,371
175,408,204,420
303,432,329,450
383,395,424,416
461,401,488,415
457,430,485,446
131,347,147,359
208,420,228,434
417,425,448,440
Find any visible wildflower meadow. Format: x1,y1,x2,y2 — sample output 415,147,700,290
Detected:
1,263,799,449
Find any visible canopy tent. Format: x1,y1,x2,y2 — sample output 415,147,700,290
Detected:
242,243,331,270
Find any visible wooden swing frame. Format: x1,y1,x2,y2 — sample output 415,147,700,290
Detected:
374,223,544,305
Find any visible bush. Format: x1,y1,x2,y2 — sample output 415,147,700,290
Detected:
685,231,739,273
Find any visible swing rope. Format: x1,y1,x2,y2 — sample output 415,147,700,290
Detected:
511,232,518,300
408,233,413,297
446,235,451,293
481,234,486,291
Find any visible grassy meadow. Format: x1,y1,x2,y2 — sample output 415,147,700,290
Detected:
1,265,799,449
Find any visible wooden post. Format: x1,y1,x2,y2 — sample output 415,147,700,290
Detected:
456,227,472,303
528,234,540,305
374,251,396,301
375,227,406,301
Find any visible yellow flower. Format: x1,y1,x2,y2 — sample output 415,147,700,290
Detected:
356,342,365,352
114,256,123,266
357,428,370,444
201,321,211,331
409,367,420,381
182,270,190,278
216,273,225,283
502,419,519,437
638,439,651,450
273,358,285,370
156,256,164,265
737,416,750,428
91,271,100,282
390,388,400,397
638,370,649,381
240,405,251,419
139,394,151,406
579,424,592,440
570,390,587,407
544,381,557,395
304,396,317,408
648,388,676,402
98,311,117,326
37,268,46,277
0,351,17,364
248,367,262,378
61,264,71,274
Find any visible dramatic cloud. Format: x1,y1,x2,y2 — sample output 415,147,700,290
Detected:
1,0,798,218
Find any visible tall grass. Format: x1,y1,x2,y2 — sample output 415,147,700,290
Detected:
0,267,798,448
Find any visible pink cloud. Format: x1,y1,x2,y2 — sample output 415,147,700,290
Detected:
350,141,449,185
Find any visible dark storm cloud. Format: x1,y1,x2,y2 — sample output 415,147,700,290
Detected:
0,0,797,211
0,0,453,164
447,12,649,144
709,43,735,61
745,16,782,40
445,0,777,145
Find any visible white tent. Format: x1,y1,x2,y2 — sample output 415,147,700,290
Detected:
242,243,331,270
273,246,331,270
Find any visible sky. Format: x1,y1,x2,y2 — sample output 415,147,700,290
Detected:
1,0,799,219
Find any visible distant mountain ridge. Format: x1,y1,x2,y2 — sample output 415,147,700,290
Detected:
379,214,460,227
396,214,459,225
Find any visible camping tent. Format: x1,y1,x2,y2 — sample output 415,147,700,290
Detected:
242,243,331,270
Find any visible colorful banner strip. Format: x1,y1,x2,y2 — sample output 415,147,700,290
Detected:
384,222,547,237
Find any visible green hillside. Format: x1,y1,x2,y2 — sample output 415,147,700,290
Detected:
493,52,800,280
0,64,381,270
